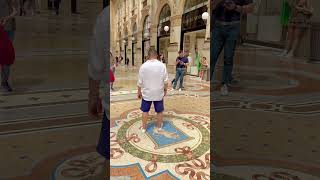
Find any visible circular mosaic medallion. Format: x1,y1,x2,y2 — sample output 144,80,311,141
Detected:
218,165,320,180
183,82,206,91
239,72,299,90
53,152,106,180
116,112,210,163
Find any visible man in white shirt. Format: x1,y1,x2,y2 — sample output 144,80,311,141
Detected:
88,5,109,179
137,48,168,133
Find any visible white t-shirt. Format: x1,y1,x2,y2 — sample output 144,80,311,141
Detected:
137,59,169,101
88,7,109,114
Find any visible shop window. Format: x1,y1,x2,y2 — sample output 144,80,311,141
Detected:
184,0,207,13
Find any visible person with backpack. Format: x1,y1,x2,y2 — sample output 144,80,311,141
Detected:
0,0,18,92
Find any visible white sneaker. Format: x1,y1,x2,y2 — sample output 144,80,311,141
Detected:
286,51,294,58
158,122,163,130
220,84,229,96
279,50,288,56
179,88,182,92
141,128,146,133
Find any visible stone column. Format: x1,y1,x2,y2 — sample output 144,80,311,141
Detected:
170,15,182,48
136,31,143,66
204,17,211,65
150,25,158,49
166,15,182,73
127,38,132,62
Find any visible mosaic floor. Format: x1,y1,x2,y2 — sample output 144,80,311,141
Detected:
0,2,107,180
2,5,320,179
110,66,210,180
212,46,320,179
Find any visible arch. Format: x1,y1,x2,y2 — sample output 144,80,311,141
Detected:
142,15,151,40
139,13,149,33
153,0,173,25
159,4,171,23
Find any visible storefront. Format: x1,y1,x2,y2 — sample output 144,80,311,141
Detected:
245,0,285,47
157,4,171,63
142,16,151,64
181,0,208,75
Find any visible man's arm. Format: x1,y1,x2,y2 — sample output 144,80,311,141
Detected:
163,66,169,96
1,0,18,25
224,1,254,14
9,0,18,18
137,68,143,99
176,58,180,65
88,9,108,118
234,1,254,14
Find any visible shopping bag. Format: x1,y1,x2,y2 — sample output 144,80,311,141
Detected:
0,25,15,65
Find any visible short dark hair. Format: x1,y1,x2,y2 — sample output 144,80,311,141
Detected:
148,48,158,57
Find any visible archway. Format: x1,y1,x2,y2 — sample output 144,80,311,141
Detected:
142,16,151,64
157,4,171,64
181,0,208,75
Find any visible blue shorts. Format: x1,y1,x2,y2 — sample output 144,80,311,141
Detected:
141,99,164,113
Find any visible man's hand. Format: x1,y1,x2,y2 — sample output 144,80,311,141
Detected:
138,91,142,99
224,1,236,11
88,94,102,120
164,88,167,97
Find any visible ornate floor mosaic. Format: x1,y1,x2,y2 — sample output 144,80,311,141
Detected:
110,109,210,180
217,165,320,180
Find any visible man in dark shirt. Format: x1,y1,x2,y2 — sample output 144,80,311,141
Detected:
173,50,188,91
210,0,253,95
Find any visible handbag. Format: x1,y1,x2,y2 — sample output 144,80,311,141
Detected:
0,25,15,65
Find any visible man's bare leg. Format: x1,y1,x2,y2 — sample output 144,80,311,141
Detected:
142,112,149,131
156,112,163,129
